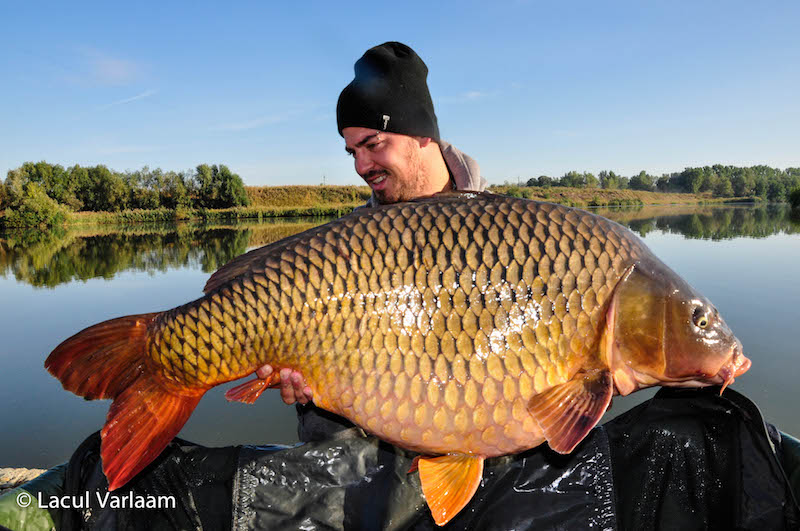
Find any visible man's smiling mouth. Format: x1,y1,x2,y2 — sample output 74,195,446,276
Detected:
365,172,388,186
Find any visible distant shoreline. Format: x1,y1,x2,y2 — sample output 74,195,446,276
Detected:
3,184,764,228
66,203,361,226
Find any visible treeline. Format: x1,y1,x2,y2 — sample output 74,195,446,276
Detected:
520,165,800,202
0,161,249,227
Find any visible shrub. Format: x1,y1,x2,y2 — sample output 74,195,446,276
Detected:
505,186,524,198
2,182,68,228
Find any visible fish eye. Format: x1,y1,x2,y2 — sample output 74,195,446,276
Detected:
692,307,710,329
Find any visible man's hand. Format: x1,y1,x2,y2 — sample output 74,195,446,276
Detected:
256,364,313,405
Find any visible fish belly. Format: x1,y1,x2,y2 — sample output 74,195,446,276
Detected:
150,195,646,455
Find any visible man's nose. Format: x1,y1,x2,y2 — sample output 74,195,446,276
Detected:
354,153,373,176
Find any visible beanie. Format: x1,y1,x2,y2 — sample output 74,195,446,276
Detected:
337,42,440,140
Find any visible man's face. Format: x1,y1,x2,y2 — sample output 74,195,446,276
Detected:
343,127,429,204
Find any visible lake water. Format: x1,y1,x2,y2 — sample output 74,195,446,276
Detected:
1,204,798,469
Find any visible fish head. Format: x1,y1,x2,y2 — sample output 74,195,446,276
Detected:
603,259,751,396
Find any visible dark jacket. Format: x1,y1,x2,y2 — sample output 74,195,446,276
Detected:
4,388,799,530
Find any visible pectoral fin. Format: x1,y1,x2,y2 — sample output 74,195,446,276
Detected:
528,369,613,454
417,454,484,526
224,372,281,404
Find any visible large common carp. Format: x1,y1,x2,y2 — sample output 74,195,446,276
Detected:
46,192,750,525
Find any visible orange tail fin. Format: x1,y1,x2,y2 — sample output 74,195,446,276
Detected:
45,313,206,490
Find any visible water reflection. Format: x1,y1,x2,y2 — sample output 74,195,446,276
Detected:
1,205,798,288
595,203,800,240
0,220,323,288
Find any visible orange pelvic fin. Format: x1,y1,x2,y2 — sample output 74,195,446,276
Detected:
45,313,206,490
528,369,613,454
225,372,281,404
417,454,484,526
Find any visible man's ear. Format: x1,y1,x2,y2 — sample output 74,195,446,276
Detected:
416,137,433,148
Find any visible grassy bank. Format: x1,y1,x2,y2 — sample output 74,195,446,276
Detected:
3,184,762,228
245,185,371,208
489,185,762,207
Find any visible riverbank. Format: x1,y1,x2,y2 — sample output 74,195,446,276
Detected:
3,185,762,228
67,203,360,226
488,185,760,207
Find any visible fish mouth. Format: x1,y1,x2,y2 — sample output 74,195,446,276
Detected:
622,341,751,394
715,341,751,394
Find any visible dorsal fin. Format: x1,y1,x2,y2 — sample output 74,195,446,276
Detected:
203,224,323,293
408,190,494,204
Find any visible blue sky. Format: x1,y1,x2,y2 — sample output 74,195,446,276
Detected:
2,1,798,186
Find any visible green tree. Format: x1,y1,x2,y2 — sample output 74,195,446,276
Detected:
194,164,249,208
584,172,599,188
599,170,621,189
4,168,27,205
195,164,215,208
682,168,705,193
70,165,94,211
161,171,190,209
217,165,250,207
789,187,800,210
0,180,8,210
730,168,755,197
713,177,734,197
88,165,129,211
628,170,655,192
32,162,74,204
560,171,584,188
766,178,786,202
754,176,769,198
125,167,160,209
2,182,68,228
527,176,554,187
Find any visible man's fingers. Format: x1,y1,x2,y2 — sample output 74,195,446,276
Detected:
256,364,273,379
291,372,310,405
279,368,296,405
269,368,314,405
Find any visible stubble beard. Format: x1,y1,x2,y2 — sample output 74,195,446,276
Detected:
374,139,427,204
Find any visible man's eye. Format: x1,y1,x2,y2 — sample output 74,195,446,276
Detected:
346,151,354,157
366,142,380,151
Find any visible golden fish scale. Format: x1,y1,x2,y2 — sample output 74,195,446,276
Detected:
147,196,645,456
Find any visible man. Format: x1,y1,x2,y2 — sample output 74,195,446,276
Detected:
243,42,798,529
255,42,487,437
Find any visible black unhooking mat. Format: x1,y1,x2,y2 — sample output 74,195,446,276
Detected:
55,387,799,530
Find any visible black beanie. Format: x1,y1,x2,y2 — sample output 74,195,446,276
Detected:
337,42,440,140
